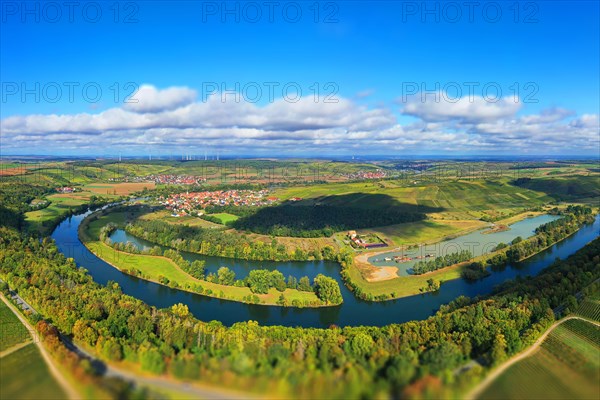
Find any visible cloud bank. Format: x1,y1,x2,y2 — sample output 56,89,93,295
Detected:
2,85,598,156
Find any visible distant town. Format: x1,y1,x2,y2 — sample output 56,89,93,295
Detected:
343,170,388,180
161,190,279,216
110,174,207,185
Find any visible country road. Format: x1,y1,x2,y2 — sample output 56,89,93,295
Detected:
1,288,257,399
60,334,258,400
0,293,79,400
466,315,600,400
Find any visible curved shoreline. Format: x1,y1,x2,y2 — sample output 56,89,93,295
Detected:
342,214,596,301
86,206,592,302
50,207,600,327
78,211,336,308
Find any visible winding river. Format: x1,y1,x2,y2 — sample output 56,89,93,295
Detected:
52,211,600,328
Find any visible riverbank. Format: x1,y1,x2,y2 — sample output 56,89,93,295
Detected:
79,212,333,308
343,211,594,301
351,211,539,282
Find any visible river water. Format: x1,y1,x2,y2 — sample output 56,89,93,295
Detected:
368,215,559,276
52,212,599,328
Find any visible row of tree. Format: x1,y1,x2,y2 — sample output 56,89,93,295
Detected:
507,209,595,262
460,206,595,281
411,250,473,275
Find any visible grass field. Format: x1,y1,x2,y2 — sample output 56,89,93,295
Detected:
346,257,466,298
479,318,600,400
0,343,67,400
82,213,328,307
139,210,223,228
0,301,30,352
209,212,239,224
128,209,339,256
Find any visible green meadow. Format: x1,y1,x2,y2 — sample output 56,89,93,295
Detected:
209,212,239,224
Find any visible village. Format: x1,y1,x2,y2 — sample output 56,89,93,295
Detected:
56,186,77,193
343,169,388,180
148,174,207,185
110,174,206,185
161,189,279,216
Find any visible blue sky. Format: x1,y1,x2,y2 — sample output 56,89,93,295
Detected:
1,1,599,156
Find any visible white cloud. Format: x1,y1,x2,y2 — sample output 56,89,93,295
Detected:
569,114,599,129
2,85,598,155
124,84,197,113
402,92,522,122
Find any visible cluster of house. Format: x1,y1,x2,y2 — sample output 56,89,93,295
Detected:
161,190,279,216
347,231,388,249
56,187,76,193
109,174,206,185
148,174,207,185
343,169,388,180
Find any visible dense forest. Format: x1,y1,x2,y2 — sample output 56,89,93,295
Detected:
231,204,425,237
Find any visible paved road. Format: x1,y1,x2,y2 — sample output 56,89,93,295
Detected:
0,293,79,399
466,315,600,400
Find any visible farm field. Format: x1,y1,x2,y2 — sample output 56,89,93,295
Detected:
133,209,339,254
512,175,600,204
24,190,122,234
83,182,156,195
0,297,68,400
576,298,600,322
0,343,67,400
478,318,600,400
0,300,30,352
